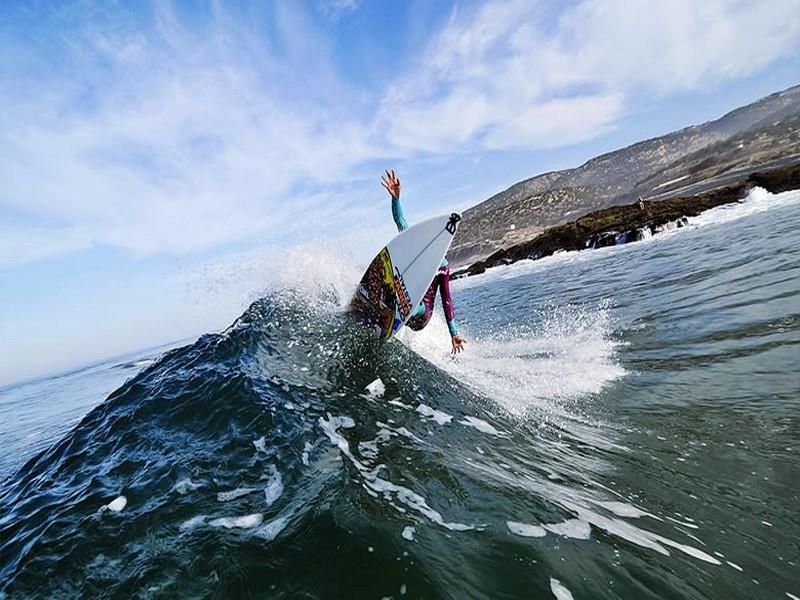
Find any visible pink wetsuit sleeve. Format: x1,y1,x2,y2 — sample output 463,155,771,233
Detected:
438,267,458,335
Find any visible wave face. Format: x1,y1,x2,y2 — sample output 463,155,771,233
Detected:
1,187,799,599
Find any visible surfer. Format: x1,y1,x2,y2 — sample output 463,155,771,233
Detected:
381,170,467,354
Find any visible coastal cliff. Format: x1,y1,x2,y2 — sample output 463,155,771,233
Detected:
453,162,800,278
449,85,800,269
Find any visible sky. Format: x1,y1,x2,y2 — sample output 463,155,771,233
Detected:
1,0,798,385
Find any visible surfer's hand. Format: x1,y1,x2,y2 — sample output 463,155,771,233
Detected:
381,169,401,199
451,335,466,355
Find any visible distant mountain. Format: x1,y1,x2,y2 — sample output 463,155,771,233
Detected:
449,85,800,267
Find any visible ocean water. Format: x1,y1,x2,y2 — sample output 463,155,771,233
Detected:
1,187,798,599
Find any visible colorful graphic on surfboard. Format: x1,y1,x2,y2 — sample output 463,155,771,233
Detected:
349,213,461,338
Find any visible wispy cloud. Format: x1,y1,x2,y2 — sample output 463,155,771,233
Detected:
379,0,800,151
0,0,797,267
1,2,376,264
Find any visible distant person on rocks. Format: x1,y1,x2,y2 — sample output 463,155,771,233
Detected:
381,169,467,355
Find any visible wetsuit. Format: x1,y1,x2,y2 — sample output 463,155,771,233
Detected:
391,196,459,337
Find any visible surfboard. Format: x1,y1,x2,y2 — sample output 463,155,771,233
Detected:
349,213,461,338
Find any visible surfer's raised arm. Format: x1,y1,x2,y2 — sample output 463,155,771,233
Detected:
380,169,467,355
381,169,408,232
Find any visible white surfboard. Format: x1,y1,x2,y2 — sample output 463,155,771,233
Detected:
349,213,461,338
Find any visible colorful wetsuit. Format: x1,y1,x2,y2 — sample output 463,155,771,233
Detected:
392,196,459,336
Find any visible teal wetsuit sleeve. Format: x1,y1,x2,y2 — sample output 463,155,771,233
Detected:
438,266,458,337
447,319,459,337
391,196,408,232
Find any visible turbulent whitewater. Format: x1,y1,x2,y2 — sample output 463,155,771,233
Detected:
1,188,798,599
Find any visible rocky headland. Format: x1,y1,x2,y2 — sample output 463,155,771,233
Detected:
449,85,800,276
453,162,800,278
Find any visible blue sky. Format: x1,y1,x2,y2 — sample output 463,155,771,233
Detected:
1,0,798,385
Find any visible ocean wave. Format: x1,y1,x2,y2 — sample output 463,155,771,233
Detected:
1,229,755,597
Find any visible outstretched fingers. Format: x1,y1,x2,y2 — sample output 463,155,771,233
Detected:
381,169,400,197
451,336,467,354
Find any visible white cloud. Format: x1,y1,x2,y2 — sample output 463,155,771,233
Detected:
561,0,800,93
484,94,624,149
0,225,92,267
380,0,800,152
0,0,796,267
0,2,376,264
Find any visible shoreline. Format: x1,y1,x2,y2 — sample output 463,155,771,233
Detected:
452,162,800,279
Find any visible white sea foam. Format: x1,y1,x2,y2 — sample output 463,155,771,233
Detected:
180,515,207,531
726,561,743,572
389,399,413,410
402,526,416,541
415,403,452,425
317,414,357,456
364,475,473,531
506,521,547,538
263,466,284,506
497,474,723,568
595,501,653,519
596,502,648,519
460,416,504,436
666,516,699,530
454,188,800,296
550,578,575,600
217,487,257,502
358,439,380,460
319,414,473,531
253,436,267,453
175,241,363,316
376,421,425,445
543,518,592,540
210,513,263,529
687,187,800,229
173,478,204,495
179,515,207,530
365,378,386,397
560,499,721,565
100,495,127,513
254,515,289,541
407,303,624,417
658,536,721,564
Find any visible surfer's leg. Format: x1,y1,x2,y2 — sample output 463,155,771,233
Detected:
406,277,438,331
409,303,426,319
